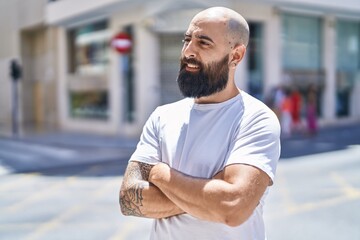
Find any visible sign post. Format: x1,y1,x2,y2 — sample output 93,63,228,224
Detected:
111,32,132,54
10,59,22,136
111,32,135,122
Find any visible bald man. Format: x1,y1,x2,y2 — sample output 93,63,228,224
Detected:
119,7,281,240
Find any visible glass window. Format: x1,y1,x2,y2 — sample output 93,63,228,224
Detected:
69,91,109,119
248,22,263,100
337,20,360,72
336,20,360,117
68,21,110,75
159,34,184,105
282,14,322,70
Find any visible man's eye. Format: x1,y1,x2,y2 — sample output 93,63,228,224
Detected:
200,40,210,46
182,38,190,44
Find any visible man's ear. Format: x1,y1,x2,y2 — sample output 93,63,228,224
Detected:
230,44,246,68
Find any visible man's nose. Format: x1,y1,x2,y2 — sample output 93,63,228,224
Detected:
183,41,197,59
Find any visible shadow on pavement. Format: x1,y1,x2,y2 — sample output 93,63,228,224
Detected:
0,131,138,177
19,158,130,178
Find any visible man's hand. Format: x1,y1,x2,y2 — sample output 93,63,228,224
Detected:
119,161,184,218
149,162,171,182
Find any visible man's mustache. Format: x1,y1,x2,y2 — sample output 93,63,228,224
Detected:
180,57,203,69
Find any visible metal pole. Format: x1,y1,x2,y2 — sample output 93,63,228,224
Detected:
12,78,19,136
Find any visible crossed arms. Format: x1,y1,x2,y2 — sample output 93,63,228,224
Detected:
119,161,270,227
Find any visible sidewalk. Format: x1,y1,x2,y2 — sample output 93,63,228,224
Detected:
280,122,360,159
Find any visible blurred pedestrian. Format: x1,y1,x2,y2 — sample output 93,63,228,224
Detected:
273,85,285,120
119,7,281,240
280,88,292,138
306,85,318,136
290,87,303,134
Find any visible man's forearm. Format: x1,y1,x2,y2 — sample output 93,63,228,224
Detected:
148,163,237,224
120,180,184,218
120,161,184,218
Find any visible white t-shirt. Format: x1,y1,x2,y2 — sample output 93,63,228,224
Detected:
130,91,281,240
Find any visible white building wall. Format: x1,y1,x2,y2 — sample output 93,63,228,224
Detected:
18,0,46,29
46,0,120,25
132,23,161,135
263,11,282,93
322,15,337,123
0,1,20,134
0,58,13,134
0,0,45,134
351,75,360,118
56,27,68,131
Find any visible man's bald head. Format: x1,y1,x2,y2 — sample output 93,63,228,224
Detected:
191,7,249,48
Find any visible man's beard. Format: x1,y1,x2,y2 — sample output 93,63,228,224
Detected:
176,55,229,98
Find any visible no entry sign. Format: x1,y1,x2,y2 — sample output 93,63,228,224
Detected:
111,32,132,54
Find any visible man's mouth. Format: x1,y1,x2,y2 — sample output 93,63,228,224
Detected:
185,63,200,72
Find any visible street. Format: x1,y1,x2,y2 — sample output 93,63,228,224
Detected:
265,145,360,240
0,159,153,240
0,124,359,239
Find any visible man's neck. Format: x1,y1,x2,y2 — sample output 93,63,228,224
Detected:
194,84,240,104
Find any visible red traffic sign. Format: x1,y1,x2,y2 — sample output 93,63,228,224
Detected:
111,32,132,54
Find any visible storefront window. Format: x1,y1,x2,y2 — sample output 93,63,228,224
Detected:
69,91,108,119
337,21,360,71
67,20,110,120
281,13,323,117
68,21,110,75
336,20,360,117
282,14,322,70
248,23,263,100
159,34,184,105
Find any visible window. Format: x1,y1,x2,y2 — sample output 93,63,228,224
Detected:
337,20,359,72
282,14,322,70
69,91,108,120
281,13,323,117
336,20,360,117
67,20,111,120
248,22,263,100
68,21,110,75
159,34,184,105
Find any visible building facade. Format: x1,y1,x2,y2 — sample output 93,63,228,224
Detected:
1,0,360,137
0,0,58,135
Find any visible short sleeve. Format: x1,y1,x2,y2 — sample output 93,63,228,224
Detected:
129,108,161,165
226,110,281,184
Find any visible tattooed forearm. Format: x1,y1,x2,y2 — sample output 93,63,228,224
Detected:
128,183,144,205
119,162,154,217
120,161,185,218
120,182,147,216
123,162,153,186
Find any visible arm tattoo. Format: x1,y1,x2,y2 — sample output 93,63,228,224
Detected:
120,162,154,217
